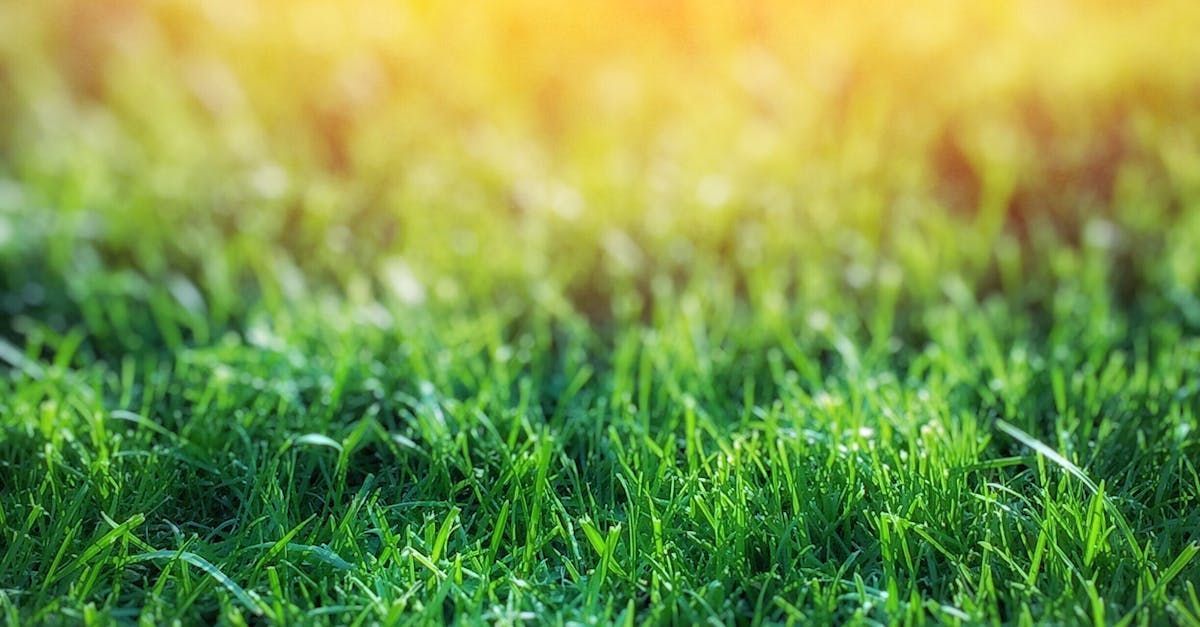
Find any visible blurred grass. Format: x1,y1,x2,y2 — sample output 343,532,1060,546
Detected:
1,0,1200,623
3,0,1199,339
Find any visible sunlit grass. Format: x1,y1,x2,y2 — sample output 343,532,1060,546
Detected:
1,0,1199,624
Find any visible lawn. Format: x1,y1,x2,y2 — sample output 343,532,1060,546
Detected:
2,0,1200,624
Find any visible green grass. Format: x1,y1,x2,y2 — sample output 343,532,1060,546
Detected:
2,0,1200,624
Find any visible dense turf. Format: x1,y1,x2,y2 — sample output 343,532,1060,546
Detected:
2,1,1200,624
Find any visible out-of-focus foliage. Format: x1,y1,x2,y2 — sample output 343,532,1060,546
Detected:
3,0,1199,337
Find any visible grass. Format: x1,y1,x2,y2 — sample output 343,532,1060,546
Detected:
2,0,1200,624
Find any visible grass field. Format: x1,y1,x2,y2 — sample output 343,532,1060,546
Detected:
2,0,1200,624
